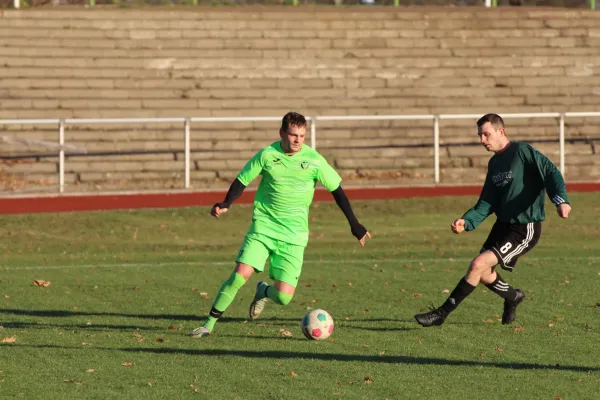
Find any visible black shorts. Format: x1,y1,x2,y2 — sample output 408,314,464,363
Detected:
481,221,542,271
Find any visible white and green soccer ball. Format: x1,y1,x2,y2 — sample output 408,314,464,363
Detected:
301,309,334,340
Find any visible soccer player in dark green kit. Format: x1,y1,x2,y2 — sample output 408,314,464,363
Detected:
189,111,371,338
415,113,572,327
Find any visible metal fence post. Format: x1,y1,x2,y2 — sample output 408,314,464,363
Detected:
184,118,191,189
310,117,316,150
559,113,565,174
59,119,65,193
433,115,440,184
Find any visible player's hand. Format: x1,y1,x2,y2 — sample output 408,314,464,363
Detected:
211,204,229,218
358,231,371,247
451,219,465,234
557,203,571,219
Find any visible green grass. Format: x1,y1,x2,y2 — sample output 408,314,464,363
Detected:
1,194,599,399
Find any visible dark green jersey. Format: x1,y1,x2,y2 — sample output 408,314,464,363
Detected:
462,141,569,231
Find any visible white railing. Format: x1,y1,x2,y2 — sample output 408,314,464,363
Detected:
1,111,599,194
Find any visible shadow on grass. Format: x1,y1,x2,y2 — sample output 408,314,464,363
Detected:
0,309,420,327
7,344,600,373
1,321,166,331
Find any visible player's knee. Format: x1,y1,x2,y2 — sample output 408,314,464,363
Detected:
468,259,489,275
272,290,293,305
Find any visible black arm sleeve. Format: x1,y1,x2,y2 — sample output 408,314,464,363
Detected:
216,178,247,208
331,185,367,240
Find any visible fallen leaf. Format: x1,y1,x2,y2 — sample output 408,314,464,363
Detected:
413,293,422,298
290,371,297,377
32,280,51,287
86,322,92,326
479,353,485,358
305,283,312,287
4,295,11,299
348,282,352,286
87,369,95,373
512,324,525,332
379,351,385,355
484,319,494,323
275,362,281,366
442,289,450,294
364,376,373,384
495,346,503,352
63,380,83,385
416,336,422,345
279,329,292,337
156,338,164,342
133,333,143,338
1,337,16,343
199,292,208,296
168,326,178,331
332,283,337,288
131,286,140,291
121,362,134,367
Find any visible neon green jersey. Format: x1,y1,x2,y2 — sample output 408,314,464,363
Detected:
236,141,342,246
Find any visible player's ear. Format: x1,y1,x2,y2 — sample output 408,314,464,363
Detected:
279,128,285,139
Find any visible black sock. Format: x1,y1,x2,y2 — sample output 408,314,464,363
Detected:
440,278,476,315
484,273,518,301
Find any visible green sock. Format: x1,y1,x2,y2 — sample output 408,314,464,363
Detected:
265,286,294,306
203,272,246,331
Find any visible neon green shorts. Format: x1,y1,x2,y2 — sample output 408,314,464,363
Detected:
236,232,305,287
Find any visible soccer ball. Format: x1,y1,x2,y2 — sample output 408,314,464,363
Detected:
301,309,334,340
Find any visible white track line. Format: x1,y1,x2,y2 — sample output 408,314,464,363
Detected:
2,256,600,271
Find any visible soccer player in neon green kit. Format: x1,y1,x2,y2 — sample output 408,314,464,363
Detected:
415,113,571,327
189,111,371,338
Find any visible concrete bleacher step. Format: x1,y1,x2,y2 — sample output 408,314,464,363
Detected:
2,7,600,192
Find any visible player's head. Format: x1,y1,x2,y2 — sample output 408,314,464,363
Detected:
280,111,307,155
476,113,509,153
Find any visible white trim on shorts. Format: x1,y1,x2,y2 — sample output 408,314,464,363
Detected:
502,222,534,266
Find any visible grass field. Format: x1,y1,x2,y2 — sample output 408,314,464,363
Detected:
1,193,599,399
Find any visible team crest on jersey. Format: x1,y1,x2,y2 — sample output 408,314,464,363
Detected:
300,161,309,169
492,171,513,187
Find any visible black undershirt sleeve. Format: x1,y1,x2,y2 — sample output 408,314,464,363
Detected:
215,178,246,209
330,185,367,240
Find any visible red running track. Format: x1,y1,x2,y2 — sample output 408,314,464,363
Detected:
0,183,598,215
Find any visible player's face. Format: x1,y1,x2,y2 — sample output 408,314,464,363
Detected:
280,124,306,155
478,122,506,153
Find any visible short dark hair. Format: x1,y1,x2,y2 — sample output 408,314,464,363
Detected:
477,113,504,129
281,111,306,132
